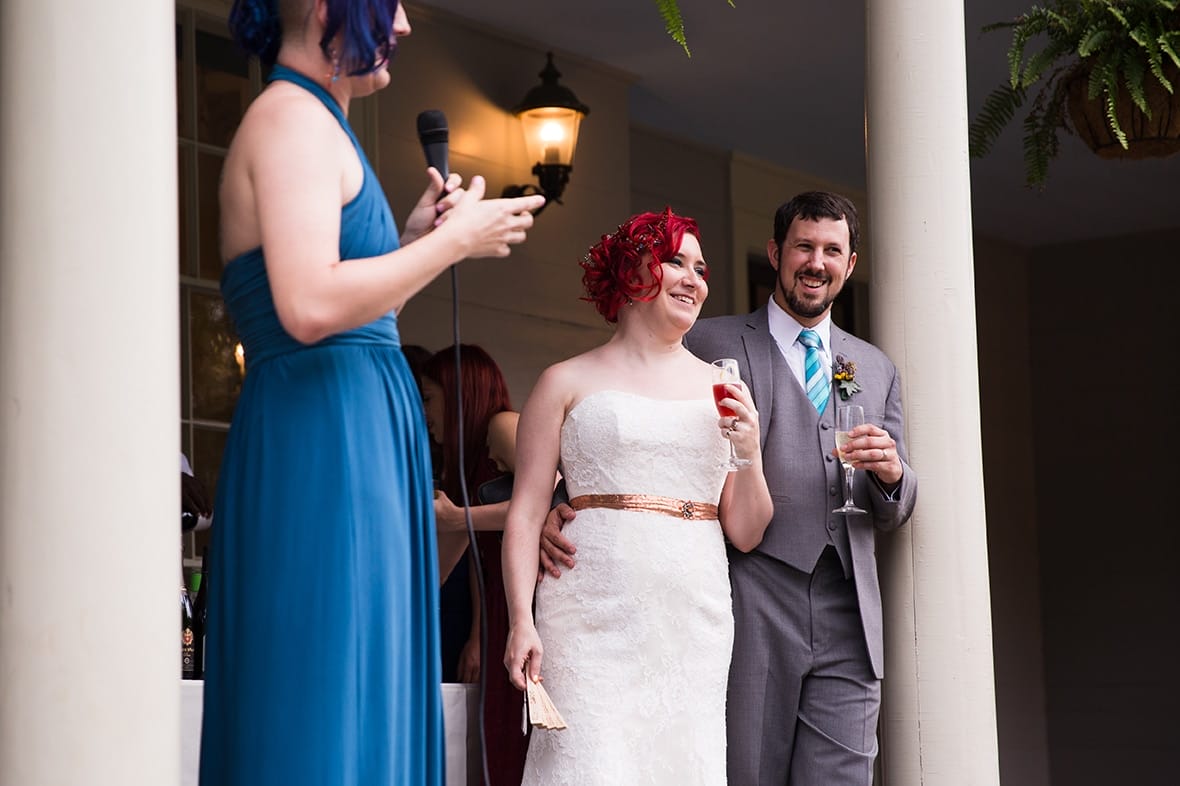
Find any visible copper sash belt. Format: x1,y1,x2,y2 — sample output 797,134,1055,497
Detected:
568,493,719,521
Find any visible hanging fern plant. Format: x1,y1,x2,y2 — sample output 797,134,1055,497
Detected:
970,0,1180,187
656,0,735,56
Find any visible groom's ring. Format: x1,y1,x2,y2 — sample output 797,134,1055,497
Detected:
880,448,888,461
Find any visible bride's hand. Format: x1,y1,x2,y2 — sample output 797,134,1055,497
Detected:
717,382,762,463
504,623,544,691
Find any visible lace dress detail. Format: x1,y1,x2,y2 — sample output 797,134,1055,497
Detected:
522,390,733,786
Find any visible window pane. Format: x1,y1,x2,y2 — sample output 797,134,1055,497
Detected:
195,30,250,148
192,425,228,505
191,425,229,557
181,423,192,470
179,147,191,276
190,290,242,422
180,290,191,420
197,152,224,280
747,253,776,313
176,23,191,141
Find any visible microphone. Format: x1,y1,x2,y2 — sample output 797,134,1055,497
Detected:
416,109,449,180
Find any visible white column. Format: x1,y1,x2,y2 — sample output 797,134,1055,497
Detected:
865,0,1001,783
0,1,179,785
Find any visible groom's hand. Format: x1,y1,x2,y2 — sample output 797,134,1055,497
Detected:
538,503,577,581
836,424,903,486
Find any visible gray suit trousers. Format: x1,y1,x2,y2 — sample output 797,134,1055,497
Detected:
726,547,880,786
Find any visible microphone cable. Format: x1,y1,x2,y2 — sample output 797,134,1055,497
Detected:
446,265,493,786
418,107,493,786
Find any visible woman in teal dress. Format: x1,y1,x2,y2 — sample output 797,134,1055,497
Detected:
199,2,545,784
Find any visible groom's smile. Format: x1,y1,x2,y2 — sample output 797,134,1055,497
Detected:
769,216,857,326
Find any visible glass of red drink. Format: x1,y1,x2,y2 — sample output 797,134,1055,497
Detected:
711,358,751,471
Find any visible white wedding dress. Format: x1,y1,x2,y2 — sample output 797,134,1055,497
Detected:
522,390,733,786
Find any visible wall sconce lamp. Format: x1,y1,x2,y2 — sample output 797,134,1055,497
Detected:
502,52,590,214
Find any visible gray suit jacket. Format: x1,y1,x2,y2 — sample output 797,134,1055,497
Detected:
685,306,917,678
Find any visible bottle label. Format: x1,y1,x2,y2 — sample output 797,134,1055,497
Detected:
182,627,196,677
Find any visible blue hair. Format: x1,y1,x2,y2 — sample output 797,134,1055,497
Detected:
229,0,401,75
322,0,401,75
229,0,281,65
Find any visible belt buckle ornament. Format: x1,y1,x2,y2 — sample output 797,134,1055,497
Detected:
681,501,694,519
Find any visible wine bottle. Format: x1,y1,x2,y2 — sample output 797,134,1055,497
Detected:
181,582,196,679
191,548,209,679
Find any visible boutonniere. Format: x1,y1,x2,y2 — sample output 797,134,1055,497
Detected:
833,354,862,400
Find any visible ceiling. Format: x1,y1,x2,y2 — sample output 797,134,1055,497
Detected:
418,0,1180,248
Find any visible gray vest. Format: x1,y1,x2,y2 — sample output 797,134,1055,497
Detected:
758,345,853,577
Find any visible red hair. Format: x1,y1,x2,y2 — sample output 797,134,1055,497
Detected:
580,207,703,323
422,344,513,498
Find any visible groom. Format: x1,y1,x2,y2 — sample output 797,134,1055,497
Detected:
684,190,916,784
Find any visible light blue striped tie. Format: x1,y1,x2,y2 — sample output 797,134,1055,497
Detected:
797,329,830,415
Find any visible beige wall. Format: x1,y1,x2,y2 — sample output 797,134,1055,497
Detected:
729,154,870,318
374,7,878,398
377,5,629,404
629,126,734,317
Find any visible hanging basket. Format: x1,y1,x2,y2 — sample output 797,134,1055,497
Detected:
1067,61,1180,160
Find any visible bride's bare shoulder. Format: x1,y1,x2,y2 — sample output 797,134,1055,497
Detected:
526,350,612,411
535,352,597,393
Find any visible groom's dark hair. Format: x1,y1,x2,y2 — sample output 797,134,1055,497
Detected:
772,191,859,256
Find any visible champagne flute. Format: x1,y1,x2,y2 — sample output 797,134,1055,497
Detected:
711,358,752,471
833,404,867,514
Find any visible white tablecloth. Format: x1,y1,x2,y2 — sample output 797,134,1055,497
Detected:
181,680,479,786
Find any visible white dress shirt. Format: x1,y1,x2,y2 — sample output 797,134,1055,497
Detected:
767,298,902,497
766,296,833,394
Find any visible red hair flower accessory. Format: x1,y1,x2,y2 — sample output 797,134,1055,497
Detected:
579,207,701,323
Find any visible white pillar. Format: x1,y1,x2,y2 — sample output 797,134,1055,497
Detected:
865,0,1001,783
0,1,179,785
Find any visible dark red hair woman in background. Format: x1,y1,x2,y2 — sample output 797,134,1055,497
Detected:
420,344,527,786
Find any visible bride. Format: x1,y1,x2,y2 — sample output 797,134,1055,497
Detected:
502,209,773,784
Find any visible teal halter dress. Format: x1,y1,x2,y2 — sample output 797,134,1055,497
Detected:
199,65,443,786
